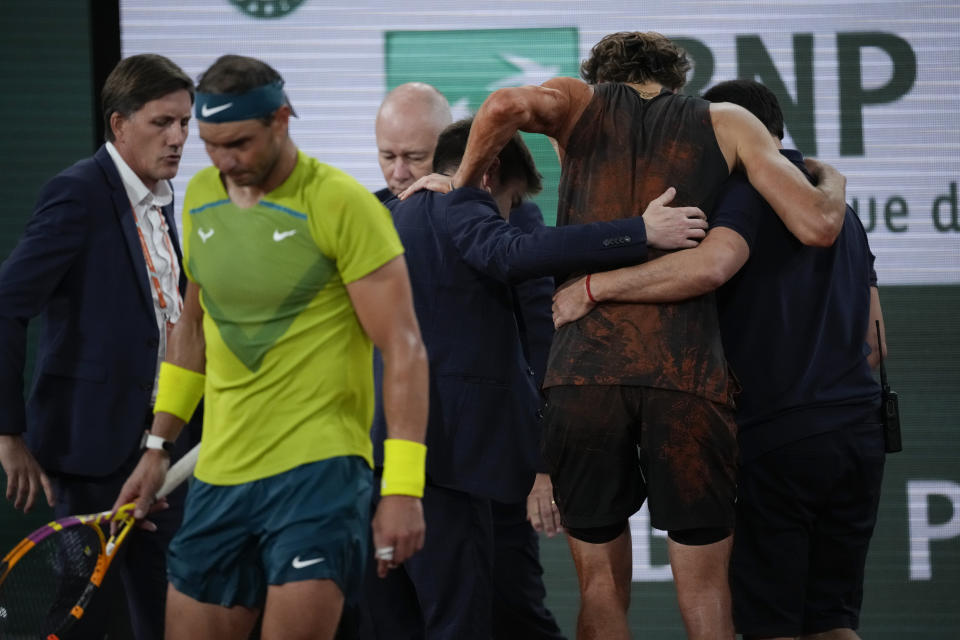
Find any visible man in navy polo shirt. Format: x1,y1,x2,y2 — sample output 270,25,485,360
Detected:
552,79,887,640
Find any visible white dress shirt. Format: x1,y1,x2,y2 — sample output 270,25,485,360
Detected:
105,142,183,402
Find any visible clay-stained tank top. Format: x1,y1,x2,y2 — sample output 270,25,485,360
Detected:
544,83,735,404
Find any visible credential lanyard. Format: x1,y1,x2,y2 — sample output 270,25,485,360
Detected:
129,199,183,337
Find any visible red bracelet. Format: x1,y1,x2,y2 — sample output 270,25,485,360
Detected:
585,274,597,303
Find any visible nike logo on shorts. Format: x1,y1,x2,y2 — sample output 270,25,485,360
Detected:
291,555,325,569
198,228,215,243
273,229,297,241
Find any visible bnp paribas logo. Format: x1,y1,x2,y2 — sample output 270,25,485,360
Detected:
385,28,580,226
229,0,304,19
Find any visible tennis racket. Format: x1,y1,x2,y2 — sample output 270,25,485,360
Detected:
0,443,200,640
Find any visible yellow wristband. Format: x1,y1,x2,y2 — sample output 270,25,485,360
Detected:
153,362,205,423
381,438,427,498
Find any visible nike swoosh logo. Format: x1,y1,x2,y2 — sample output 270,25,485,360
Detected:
198,228,214,243
200,102,233,118
273,229,297,241
291,555,325,569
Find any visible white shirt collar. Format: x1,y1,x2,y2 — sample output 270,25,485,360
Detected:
105,141,173,209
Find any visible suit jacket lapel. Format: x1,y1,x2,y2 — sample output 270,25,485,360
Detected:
95,146,157,318
161,201,189,295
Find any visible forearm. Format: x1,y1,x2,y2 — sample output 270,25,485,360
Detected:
380,331,429,444
590,252,722,304
760,158,846,248
720,103,846,247
454,89,528,188
454,84,569,189
865,285,886,369
501,222,649,283
148,412,186,444
802,160,847,246
150,285,205,442
449,193,649,284
371,331,428,570
590,228,748,303
164,310,206,374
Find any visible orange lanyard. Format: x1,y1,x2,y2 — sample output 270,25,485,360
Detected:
130,200,182,316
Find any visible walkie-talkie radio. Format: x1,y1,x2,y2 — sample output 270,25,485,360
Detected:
877,320,902,453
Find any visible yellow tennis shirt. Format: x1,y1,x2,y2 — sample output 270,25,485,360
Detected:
181,151,403,485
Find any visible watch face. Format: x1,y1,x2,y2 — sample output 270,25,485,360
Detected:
229,0,305,19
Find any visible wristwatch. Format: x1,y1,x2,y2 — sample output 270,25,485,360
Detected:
141,431,174,455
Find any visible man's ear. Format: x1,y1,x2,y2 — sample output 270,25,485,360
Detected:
110,111,126,144
481,156,502,193
270,104,292,135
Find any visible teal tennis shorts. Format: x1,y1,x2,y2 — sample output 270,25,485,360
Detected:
167,456,372,607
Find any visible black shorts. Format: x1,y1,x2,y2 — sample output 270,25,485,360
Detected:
541,385,738,534
730,422,885,637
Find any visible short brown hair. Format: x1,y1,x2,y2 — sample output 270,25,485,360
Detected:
580,32,690,90
433,119,542,197
196,54,283,95
101,54,194,142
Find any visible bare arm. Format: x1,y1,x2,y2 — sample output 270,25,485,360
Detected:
551,228,749,327
865,286,886,369
711,102,847,247
150,282,206,442
345,256,429,577
453,77,590,189
347,256,428,445
113,281,205,520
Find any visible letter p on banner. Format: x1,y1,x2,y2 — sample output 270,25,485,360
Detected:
908,480,960,580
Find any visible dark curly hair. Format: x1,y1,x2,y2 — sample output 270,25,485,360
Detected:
580,32,691,90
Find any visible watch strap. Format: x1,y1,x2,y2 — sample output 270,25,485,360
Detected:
141,432,175,455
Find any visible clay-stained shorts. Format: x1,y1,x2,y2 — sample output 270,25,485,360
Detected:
542,385,738,533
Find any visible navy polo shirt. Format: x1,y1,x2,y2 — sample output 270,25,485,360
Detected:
710,149,882,461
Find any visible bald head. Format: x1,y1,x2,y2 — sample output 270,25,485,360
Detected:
375,82,452,194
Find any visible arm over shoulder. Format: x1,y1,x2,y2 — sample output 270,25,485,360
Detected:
710,102,846,247
444,188,649,283
454,77,592,188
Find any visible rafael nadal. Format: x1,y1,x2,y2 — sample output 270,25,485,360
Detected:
113,54,429,640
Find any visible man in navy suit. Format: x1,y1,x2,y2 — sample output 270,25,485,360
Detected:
0,54,199,640
489,197,568,640
371,82,565,639
360,119,708,639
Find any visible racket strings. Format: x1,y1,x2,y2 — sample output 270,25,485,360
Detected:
0,524,102,637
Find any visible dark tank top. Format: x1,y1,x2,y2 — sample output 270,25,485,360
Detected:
543,83,734,404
